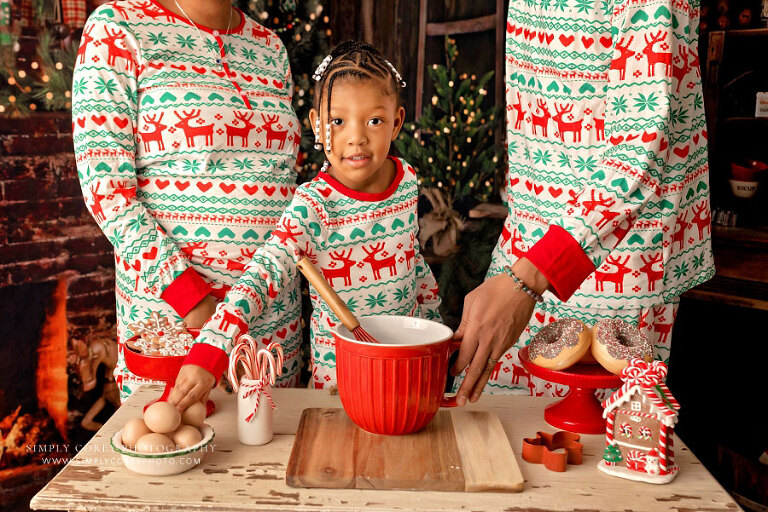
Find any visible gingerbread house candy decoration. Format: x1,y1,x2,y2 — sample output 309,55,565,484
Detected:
597,358,680,484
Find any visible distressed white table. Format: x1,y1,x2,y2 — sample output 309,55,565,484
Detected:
31,386,741,512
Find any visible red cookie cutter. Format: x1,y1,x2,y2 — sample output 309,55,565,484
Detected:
522,431,583,472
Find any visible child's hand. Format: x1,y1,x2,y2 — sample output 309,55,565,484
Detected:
184,294,217,329
169,364,215,412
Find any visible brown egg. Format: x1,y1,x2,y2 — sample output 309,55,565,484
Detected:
171,425,203,448
181,401,206,427
135,433,176,454
122,418,152,449
143,401,181,434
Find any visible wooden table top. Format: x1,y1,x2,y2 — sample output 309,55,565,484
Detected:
31,386,741,512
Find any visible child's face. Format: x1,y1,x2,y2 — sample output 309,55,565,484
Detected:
311,78,405,194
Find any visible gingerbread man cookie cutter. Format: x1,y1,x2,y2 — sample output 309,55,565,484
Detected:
522,431,583,472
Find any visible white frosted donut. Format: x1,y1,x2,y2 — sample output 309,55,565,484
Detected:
591,319,652,374
528,319,591,370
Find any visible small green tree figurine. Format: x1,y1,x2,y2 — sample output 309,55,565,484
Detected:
603,443,623,466
395,37,503,206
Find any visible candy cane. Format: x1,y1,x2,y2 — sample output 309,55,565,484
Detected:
228,334,284,421
267,342,284,377
256,348,277,385
228,335,259,392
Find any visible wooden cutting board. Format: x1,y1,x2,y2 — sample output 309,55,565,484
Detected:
286,408,524,492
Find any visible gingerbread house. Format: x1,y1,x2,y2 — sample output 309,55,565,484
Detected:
597,358,680,484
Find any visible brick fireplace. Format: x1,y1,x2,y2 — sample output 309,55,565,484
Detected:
1,112,118,508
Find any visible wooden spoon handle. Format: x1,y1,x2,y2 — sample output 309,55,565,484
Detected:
296,257,360,332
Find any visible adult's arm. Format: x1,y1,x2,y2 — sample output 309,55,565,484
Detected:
527,0,696,301
72,6,212,320
454,0,697,403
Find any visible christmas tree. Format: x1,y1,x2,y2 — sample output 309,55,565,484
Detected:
603,443,623,465
393,36,505,326
395,36,504,207
236,0,330,180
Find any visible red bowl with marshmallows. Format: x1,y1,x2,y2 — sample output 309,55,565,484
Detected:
123,328,215,416
332,315,457,436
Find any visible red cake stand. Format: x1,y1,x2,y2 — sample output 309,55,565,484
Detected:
519,346,622,434
123,329,215,417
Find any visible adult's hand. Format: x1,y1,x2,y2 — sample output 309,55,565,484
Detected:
183,294,217,329
451,257,549,405
168,364,215,412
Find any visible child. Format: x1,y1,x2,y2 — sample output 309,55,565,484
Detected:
170,41,442,407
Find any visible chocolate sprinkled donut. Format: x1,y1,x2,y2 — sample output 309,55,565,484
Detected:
591,318,652,374
528,319,591,370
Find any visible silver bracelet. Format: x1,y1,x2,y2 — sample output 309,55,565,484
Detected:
501,265,544,304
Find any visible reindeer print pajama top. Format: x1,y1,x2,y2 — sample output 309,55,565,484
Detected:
73,0,303,400
460,0,716,397
193,157,442,389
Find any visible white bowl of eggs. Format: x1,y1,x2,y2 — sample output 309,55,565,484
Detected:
110,401,215,476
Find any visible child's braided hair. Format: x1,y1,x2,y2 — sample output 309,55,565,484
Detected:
312,41,405,152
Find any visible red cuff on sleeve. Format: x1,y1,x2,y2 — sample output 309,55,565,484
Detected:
183,342,229,385
524,225,595,302
160,268,212,317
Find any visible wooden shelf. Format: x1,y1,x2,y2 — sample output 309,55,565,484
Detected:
712,226,768,248
683,275,768,311
686,226,768,310
722,116,768,123
709,27,768,39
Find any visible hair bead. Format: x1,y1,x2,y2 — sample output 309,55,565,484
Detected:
384,59,406,88
313,54,333,81
313,116,322,150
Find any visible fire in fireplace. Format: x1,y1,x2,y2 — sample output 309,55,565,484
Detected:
0,277,72,509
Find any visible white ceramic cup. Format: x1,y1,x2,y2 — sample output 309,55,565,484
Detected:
729,179,759,198
237,378,274,445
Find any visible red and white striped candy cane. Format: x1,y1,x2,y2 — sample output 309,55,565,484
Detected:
229,335,285,422
256,348,277,385
267,341,284,378
228,335,259,392
605,411,615,444
659,423,674,473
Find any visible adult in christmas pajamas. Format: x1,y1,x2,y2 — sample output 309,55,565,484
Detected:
451,0,715,403
73,0,303,403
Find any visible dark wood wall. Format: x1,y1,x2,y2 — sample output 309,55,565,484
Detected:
327,0,508,121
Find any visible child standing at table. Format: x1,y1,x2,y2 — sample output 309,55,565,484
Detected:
170,41,441,404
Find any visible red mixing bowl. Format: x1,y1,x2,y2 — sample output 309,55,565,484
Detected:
333,315,457,435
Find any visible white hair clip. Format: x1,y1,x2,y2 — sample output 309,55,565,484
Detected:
385,59,406,88
313,54,333,81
